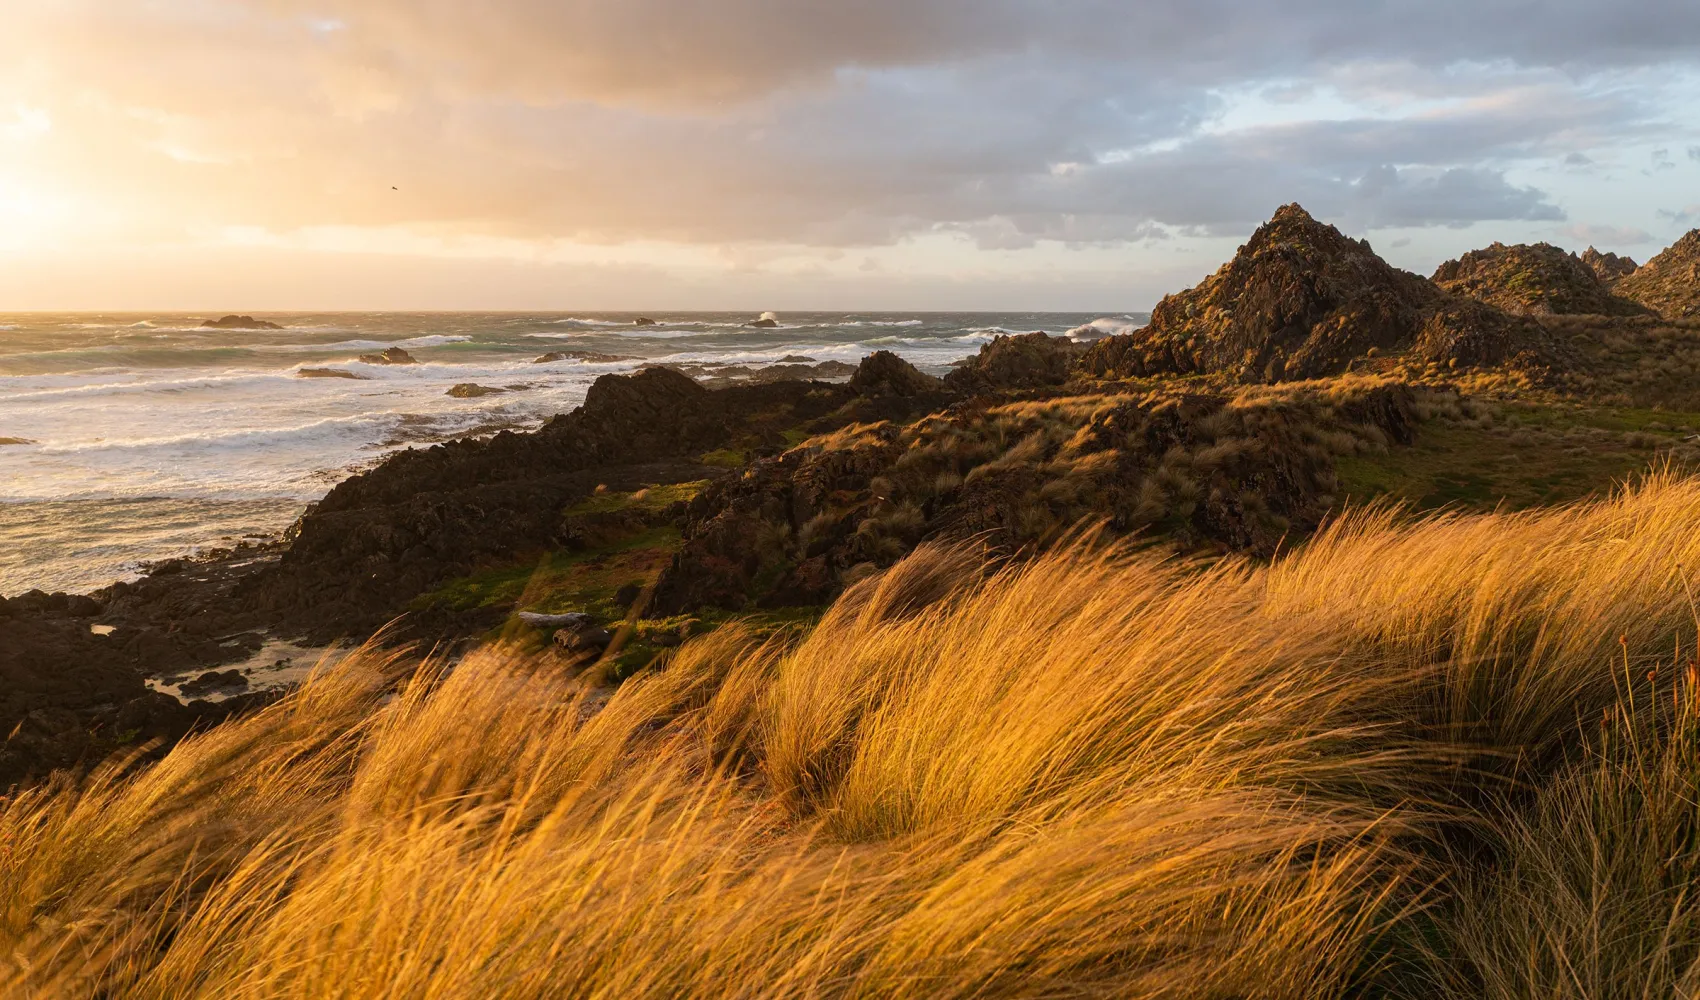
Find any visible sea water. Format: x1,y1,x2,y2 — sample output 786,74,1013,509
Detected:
0,311,1144,594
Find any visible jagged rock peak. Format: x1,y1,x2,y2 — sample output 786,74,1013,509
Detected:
1581,246,1639,286
1618,229,1700,319
849,351,941,398
1080,203,1435,383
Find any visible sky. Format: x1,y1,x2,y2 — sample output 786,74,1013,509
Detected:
3,1,1700,312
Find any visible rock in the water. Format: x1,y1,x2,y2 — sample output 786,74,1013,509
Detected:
297,368,370,380
1618,230,1700,319
1581,246,1639,286
358,347,418,365
533,350,640,364
777,355,818,363
744,316,780,329
1080,203,1439,382
944,332,1084,393
0,437,36,446
201,315,283,330
447,383,507,398
1431,242,1643,316
633,317,658,326
849,351,941,397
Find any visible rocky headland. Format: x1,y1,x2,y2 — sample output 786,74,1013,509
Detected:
6,203,1699,788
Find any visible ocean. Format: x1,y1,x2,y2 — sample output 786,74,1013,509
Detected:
0,311,1143,596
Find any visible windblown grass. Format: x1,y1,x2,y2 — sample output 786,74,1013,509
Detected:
11,475,1700,996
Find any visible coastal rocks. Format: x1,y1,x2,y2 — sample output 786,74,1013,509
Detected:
1431,242,1644,316
517,611,595,630
533,350,640,364
202,315,283,330
744,313,781,329
1080,204,1439,383
633,317,658,327
1618,229,1700,319
447,383,507,398
1582,247,1639,286
1413,298,1575,373
178,669,248,698
943,332,1084,393
298,368,370,380
358,347,418,365
848,351,941,397
552,620,613,653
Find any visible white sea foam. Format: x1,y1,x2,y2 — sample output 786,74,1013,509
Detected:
1067,316,1142,340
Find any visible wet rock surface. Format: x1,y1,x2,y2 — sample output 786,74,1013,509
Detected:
358,347,418,364
201,314,283,330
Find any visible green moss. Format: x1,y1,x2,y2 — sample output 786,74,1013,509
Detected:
411,526,682,617
699,448,749,469
564,480,706,517
781,428,812,447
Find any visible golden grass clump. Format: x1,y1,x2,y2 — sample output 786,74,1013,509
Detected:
13,474,1700,995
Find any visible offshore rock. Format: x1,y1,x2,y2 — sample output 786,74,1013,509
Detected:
201,314,283,330
358,347,418,364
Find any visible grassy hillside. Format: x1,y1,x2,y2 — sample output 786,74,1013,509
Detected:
10,475,1700,996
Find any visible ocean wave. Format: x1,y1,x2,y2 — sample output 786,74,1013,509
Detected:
1067,317,1142,340
267,334,475,353
0,371,294,403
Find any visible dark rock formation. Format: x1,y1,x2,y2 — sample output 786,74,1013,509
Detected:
651,380,1422,614
234,366,859,640
358,347,418,365
1413,298,1573,372
178,669,248,698
447,383,507,398
0,437,35,446
633,317,658,327
533,351,640,364
1079,204,1438,383
944,332,1084,393
744,317,780,329
1431,242,1644,316
1582,246,1639,286
1618,230,1700,319
849,351,941,397
298,368,369,380
202,315,283,330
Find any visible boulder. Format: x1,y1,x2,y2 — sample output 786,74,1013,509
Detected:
358,347,418,365
178,669,248,698
1431,242,1643,316
1618,230,1700,319
201,315,283,330
744,317,780,329
516,611,595,630
1080,204,1439,383
633,317,658,327
297,368,370,380
446,383,507,398
849,351,941,397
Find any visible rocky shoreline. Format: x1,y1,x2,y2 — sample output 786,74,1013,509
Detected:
6,203,1699,789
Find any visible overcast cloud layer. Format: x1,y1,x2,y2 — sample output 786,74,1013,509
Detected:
3,0,1700,308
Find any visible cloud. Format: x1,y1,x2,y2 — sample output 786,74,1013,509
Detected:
1690,145,1700,162
1659,205,1700,227
1557,223,1656,245
2,0,1698,299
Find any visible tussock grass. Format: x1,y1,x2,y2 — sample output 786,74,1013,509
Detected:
12,476,1700,995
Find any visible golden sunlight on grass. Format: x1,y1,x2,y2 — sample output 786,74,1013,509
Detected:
11,475,1700,996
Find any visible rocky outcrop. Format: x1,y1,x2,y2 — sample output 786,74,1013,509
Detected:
744,316,780,329
944,332,1084,393
202,315,283,330
297,368,370,380
634,317,658,327
235,367,860,640
848,351,941,397
1080,204,1438,383
358,347,418,365
1581,247,1638,286
1618,230,1700,319
1413,298,1573,372
651,380,1423,613
447,383,506,398
1431,242,1643,316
